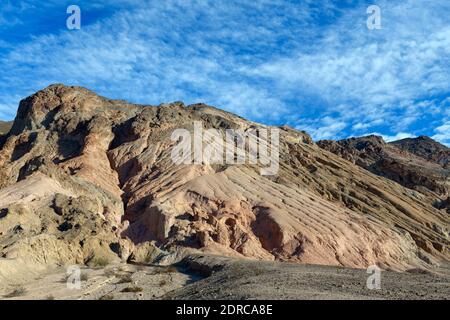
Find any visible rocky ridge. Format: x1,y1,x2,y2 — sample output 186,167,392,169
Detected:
318,135,450,197
391,136,449,168
0,85,448,282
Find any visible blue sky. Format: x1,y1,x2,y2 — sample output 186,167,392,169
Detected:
0,0,449,145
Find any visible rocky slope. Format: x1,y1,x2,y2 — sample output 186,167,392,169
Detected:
391,136,449,168
318,135,450,197
0,85,449,282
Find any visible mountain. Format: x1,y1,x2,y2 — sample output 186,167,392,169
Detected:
0,85,448,282
0,121,12,135
390,136,449,168
318,135,450,197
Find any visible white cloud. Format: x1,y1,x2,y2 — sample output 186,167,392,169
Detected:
1,0,318,123
377,132,415,142
245,0,450,134
295,116,348,141
352,119,384,131
0,0,448,146
432,121,450,146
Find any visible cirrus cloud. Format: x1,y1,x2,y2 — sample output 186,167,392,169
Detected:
0,0,449,145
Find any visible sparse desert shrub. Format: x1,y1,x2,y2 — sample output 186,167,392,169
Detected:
152,265,178,275
244,265,265,276
159,279,167,287
406,268,431,275
118,274,133,284
46,295,55,300
100,294,114,300
103,268,117,277
91,257,109,268
121,286,143,293
4,286,27,298
161,265,178,273
81,272,89,281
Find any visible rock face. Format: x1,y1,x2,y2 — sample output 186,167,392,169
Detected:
0,85,449,280
318,135,450,197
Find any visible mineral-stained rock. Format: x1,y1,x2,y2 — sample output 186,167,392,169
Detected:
0,85,448,281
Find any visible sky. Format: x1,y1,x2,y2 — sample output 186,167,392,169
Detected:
0,0,449,145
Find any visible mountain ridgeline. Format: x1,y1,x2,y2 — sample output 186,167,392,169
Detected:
0,85,448,282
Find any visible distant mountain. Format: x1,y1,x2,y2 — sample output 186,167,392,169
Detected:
0,121,12,135
318,135,449,196
390,136,449,168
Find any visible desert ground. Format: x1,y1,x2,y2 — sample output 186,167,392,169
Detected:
1,255,448,300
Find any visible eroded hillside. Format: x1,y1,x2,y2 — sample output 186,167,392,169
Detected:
0,85,448,282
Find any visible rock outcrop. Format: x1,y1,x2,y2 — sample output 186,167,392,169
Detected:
0,85,448,281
